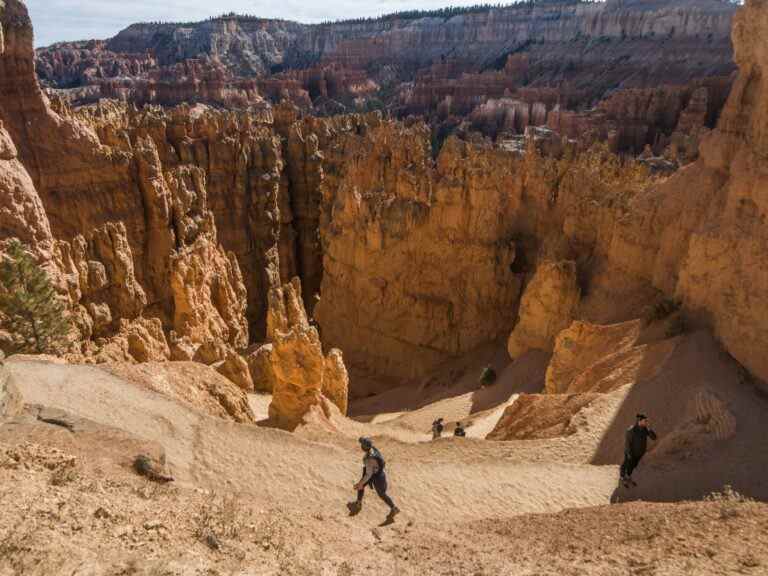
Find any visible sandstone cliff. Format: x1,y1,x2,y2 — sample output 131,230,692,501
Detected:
507,261,581,360
0,2,252,385
502,0,768,389
4,0,768,400
314,130,522,391
601,0,768,385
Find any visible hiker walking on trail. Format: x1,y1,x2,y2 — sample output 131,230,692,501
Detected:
432,418,445,440
454,422,467,437
620,413,657,487
349,437,400,519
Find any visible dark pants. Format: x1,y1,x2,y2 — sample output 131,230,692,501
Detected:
620,452,644,478
357,472,395,509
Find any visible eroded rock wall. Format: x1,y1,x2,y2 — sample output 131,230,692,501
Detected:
4,0,768,401
314,128,523,390
0,2,250,377
601,0,768,385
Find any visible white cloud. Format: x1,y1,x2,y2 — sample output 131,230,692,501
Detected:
27,0,494,47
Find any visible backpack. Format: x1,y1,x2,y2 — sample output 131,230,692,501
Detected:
370,447,386,473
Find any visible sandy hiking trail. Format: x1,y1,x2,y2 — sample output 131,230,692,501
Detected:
1,329,768,574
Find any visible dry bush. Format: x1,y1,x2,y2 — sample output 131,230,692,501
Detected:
50,459,78,486
0,519,33,558
664,314,686,338
252,511,329,574
133,479,176,500
479,365,497,387
706,485,754,519
194,491,247,550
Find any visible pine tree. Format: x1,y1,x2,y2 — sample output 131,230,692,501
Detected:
0,240,71,354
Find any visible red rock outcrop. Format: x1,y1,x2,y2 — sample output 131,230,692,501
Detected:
487,392,601,440
0,2,252,384
35,41,156,88
101,58,266,108
36,1,737,152
544,320,643,394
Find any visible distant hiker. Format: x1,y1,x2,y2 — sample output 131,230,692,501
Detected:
348,437,400,519
620,413,657,487
454,422,467,437
431,418,445,439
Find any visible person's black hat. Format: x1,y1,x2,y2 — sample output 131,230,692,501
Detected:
359,437,372,449
636,413,648,420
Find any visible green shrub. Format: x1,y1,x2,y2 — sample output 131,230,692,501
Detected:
0,240,71,354
479,365,497,387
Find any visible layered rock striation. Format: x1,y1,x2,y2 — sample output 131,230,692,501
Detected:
314,130,523,389
36,1,738,154
0,2,250,380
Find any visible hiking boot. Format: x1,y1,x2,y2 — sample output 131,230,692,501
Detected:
388,506,400,518
347,501,362,516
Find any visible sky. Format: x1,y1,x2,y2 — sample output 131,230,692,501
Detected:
28,0,495,47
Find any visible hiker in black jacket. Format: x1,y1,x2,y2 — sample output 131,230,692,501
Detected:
348,437,400,519
432,418,445,440
620,413,657,487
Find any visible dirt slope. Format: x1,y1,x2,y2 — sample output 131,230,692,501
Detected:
2,357,617,522
2,326,768,574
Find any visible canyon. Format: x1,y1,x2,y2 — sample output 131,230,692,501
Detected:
2,0,768,401
2,0,768,572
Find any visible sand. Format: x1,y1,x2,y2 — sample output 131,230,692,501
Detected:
1,328,767,574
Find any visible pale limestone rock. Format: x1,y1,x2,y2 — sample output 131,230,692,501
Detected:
103,361,254,423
